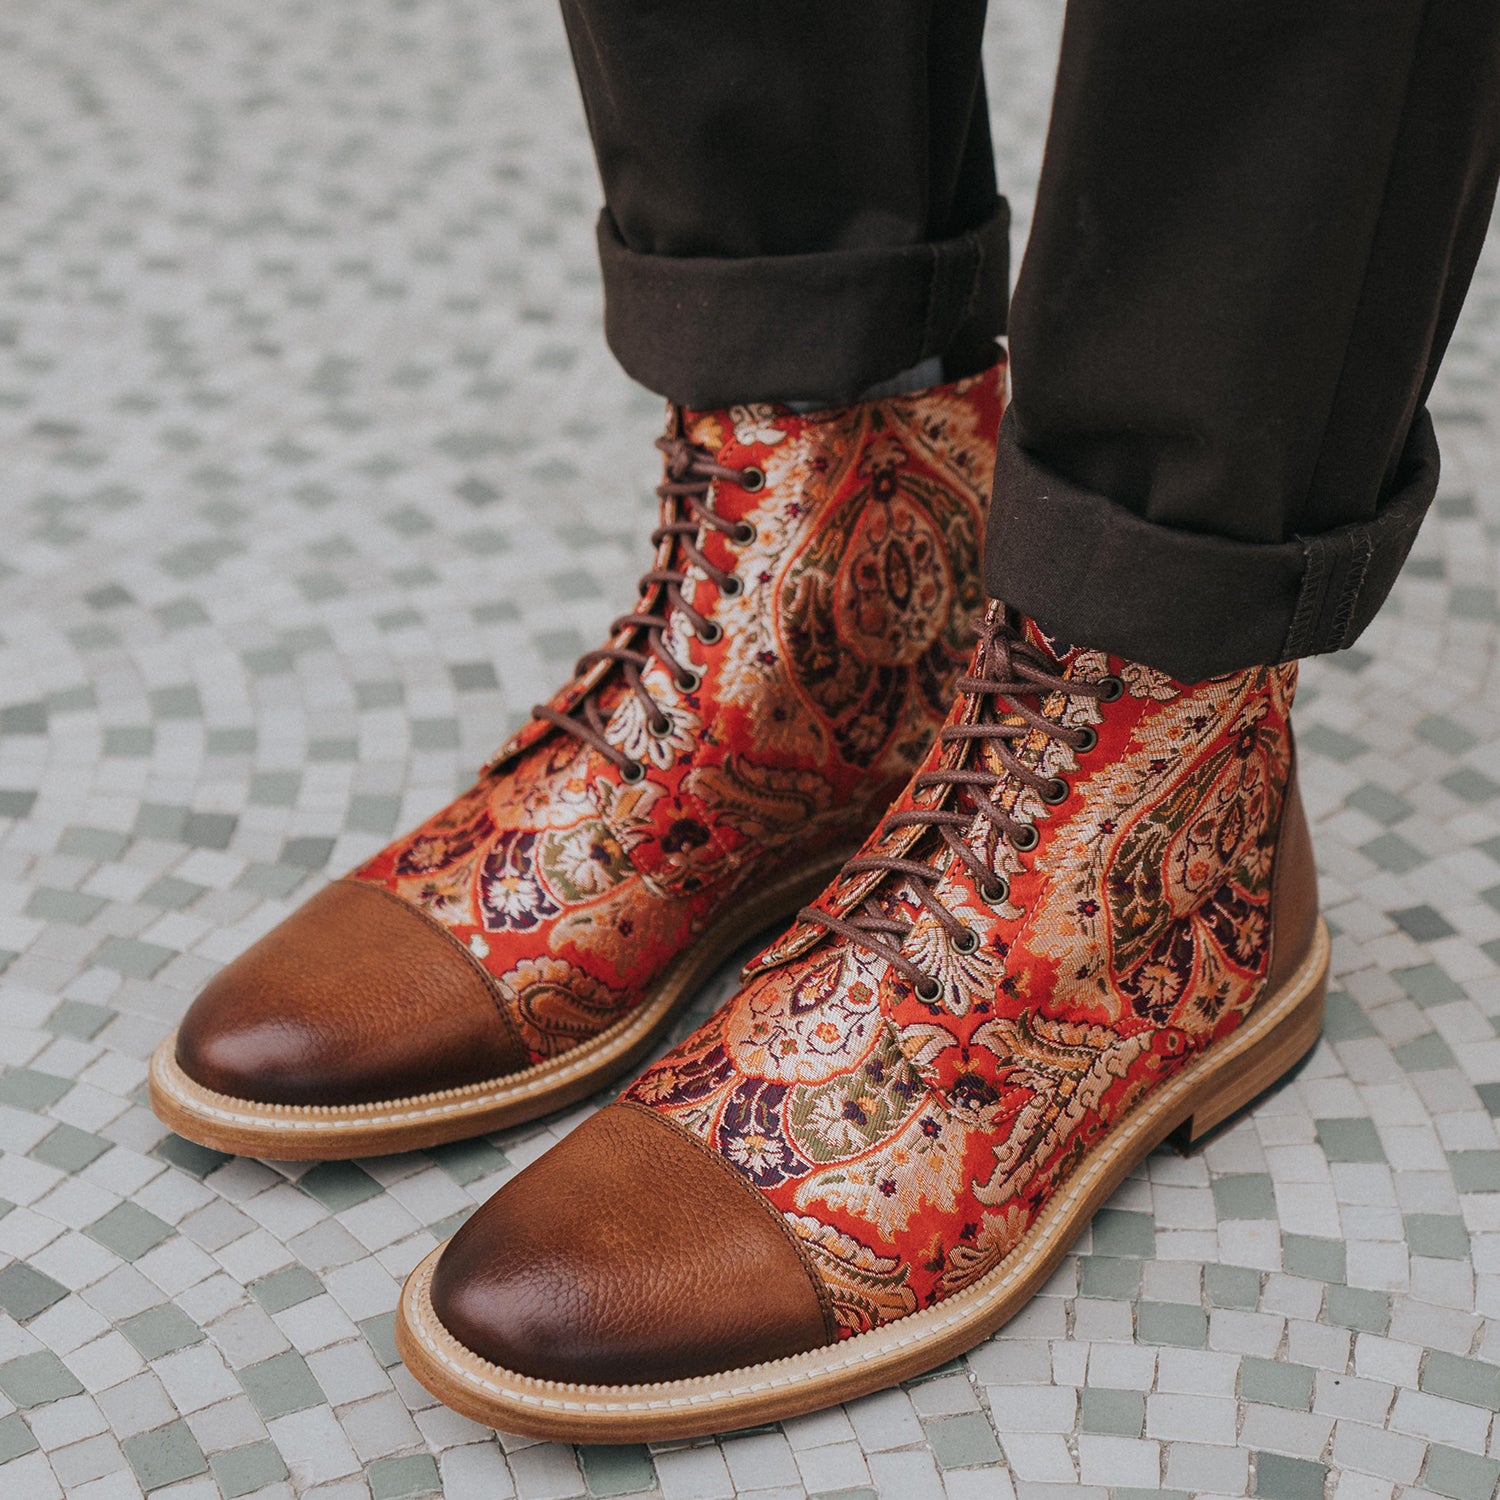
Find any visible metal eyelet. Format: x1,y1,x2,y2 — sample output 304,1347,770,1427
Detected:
1098,674,1125,702
720,575,744,597
620,760,646,784
1040,776,1069,805
915,976,943,1003
1009,824,1041,852
952,929,980,955
1074,725,1099,753
980,877,1009,905
738,466,765,493
647,715,673,739
696,620,723,645
676,668,702,694
731,521,756,545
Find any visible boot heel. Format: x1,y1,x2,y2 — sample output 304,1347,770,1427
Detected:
1174,922,1329,1148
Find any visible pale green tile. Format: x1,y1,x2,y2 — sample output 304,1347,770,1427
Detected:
368,1453,442,1498
119,1305,203,1359
579,1444,657,1497
1423,1444,1500,1500
1421,1352,1500,1411
1090,1209,1155,1258
1242,1357,1313,1410
1254,1452,1327,1500
250,1266,322,1313
239,1351,324,1419
211,1440,289,1498
1281,1234,1346,1283
89,1203,174,1260
0,1351,85,1408
1079,1387,1143,1436
122,1419,208,1492
1136,1302,1207,1348
1405,1214,1471,1260
924,1412,1003,1469
1315,1117,1385,1163
1326,1285,1389,1334
0,1263,68,1322
32,1123,112,1170
297,1161,381,1212
1213,1173,1277,1219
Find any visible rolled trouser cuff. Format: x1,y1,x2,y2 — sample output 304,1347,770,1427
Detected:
985,408,1440,681
597,201,1010,408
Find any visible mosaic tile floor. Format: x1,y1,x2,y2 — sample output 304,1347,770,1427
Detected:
2,2,1499,1497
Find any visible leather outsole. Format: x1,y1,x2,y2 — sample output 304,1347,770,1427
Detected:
148,847,854,1159
395,919,1329,1442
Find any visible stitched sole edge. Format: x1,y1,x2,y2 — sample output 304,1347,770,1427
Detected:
147,847,855,1159
395,919,1329,1441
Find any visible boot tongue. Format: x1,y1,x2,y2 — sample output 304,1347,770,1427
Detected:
1019,613,1087,674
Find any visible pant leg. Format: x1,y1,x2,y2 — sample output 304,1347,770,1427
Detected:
986,0,1500,681
559,0,1008,407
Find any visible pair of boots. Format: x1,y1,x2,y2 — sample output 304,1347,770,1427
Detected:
150,355,1327,1441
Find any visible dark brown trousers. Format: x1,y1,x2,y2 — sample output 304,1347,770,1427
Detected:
561,0,1500,679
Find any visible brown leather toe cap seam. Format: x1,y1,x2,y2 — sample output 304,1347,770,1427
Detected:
350,879,529,1065
617,1099,841,1347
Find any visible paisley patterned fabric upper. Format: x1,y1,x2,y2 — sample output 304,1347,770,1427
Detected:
354,364,1006,1064
628,612,1299,1336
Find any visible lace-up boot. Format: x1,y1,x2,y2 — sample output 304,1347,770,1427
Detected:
150,362,1005,1156
399,602,1327,1440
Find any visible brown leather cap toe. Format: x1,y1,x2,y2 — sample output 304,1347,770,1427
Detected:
176,880,526,1107
430,1103,836,1385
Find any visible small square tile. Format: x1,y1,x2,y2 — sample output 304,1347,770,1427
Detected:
119,1306,203,1360
0,1068,73,1111
0,1262,69,1323
1136,1303,1207,1349
250,1266,322,1314
45,1002,112,1041
1422,1444,1500,1500
1213,1174,1278,1219
1090,1210,1155,1258
88,1203,174,1260
1078,1389,1143,1437
1420,1351,1500,1411
1254,1452,1328,1500
0,1411,40,1463
924,1413,1003,1469
1326,1286,1389,1334
367,1453,442,1498
358,1312,400,1369
121,1418,208,1492
1404,1214,1471,1260
238,1351,325,1420
1204,1264,1261,1309
578,1444,657,1496
1315,1118,1385,1163
32,1123,113,1171
0,1351,86,1408
1281,1235,1345,1283
297,1163,382,1212
1449,1150,1500,1193
426,1139,510,1186
153,1136,231,1179
1241,1357,1313,1410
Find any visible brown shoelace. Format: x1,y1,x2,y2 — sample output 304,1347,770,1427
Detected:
801,609,1122,999
534,423,762,780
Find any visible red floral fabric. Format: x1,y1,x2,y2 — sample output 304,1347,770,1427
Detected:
627,611,1298,1335
354,365,1005,1065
